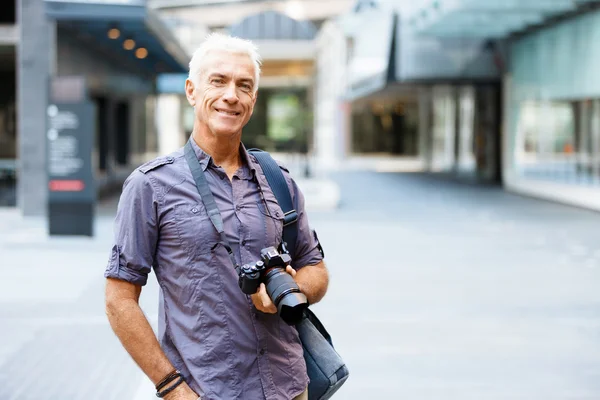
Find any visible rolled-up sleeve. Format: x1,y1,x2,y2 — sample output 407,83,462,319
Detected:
290,179,324,270
104,171,158,286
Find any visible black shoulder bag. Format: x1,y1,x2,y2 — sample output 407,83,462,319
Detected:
183,140,349,400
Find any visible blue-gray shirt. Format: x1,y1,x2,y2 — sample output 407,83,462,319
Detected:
104,140,324,400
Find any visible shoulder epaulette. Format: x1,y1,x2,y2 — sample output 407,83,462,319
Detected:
275,160,290,173
138,156,175,174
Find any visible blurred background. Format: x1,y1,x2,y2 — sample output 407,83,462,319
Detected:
2,0,600,399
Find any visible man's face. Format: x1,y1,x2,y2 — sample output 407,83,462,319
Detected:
186,50,257,138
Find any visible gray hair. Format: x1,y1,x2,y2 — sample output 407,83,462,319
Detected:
188,33,262,92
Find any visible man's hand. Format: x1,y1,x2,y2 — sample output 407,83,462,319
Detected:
250,266,298,314
162,380,199,400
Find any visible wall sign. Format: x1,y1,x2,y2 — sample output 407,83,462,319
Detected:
46,101,96,236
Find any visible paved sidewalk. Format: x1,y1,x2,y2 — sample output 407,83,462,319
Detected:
1,171,600,399
0,207,160,400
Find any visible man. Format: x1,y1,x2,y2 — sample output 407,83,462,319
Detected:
104,33,329,400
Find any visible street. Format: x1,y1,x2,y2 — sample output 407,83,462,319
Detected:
1,171,600,399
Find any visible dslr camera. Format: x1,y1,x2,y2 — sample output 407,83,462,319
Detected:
237,246,307,325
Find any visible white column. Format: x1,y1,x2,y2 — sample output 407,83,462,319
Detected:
156,95,183,155
502,74,516,185
443,86,457,171
418,87,431,171
592,100,600,184
18,0,56,216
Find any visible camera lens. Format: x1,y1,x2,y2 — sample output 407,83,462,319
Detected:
263,268,308,325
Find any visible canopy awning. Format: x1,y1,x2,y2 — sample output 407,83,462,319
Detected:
409,0,600,38
45,0,189,73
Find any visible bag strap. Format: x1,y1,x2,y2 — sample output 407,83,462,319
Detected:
249,149,298,258
184,140,239,270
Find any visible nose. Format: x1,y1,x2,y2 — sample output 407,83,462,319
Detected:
222,81,239,104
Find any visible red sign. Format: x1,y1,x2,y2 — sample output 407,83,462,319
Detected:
49,180,85,192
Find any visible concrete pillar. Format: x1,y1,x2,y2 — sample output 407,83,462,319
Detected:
314,106,338,171
340,101,352,163
418,87,431,171
156,95,183,155
105,98,117,177
501,74,515,186
17,0,56,216
592,100,600,185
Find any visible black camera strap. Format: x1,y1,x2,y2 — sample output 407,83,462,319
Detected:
248,149,298,258
184,139,239,270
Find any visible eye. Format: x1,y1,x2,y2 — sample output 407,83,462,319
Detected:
240,83,252,90
211,78,224,85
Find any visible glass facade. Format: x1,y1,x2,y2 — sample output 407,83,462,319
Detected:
514,99,600,185
509,8,600,188
350,98,419,156
0,51,16,206
423,84,500,181
0,71,16,160
242,88,311,153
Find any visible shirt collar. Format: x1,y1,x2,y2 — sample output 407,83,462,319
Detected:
239,142,258,180
188,137,211,171
188,137,257,179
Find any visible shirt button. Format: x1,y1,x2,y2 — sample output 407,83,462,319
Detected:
259,349,265,356
192,208,198,213
242,240,247,246
236,205,241,211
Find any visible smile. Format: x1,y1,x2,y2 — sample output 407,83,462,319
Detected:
215,108,241,116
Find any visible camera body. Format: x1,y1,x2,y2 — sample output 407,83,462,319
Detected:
238,246,291,294
237,246,308,325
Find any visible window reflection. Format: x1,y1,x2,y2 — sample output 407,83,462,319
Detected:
516,99,600,185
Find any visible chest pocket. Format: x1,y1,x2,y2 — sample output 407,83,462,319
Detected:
174,202,220,260
257,197,284,250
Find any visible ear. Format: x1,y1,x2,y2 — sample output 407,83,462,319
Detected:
185,79,196,107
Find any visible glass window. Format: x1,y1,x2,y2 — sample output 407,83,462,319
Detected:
514,98,600,186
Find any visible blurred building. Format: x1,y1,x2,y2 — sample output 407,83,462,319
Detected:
6,0,188,215
409,0,600,210
312,0,600,211
8,0,600,214
314,1,502,177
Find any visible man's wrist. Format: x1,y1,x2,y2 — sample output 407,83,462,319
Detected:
158,375,185,399
156,369,180,391
161,380,197,400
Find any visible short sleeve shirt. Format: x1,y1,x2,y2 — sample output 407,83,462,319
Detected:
104,139,324,400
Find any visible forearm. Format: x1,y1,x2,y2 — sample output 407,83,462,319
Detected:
106,297,174,385
296,260,329,305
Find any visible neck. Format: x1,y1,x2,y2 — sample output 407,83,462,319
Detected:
191,126,242,170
